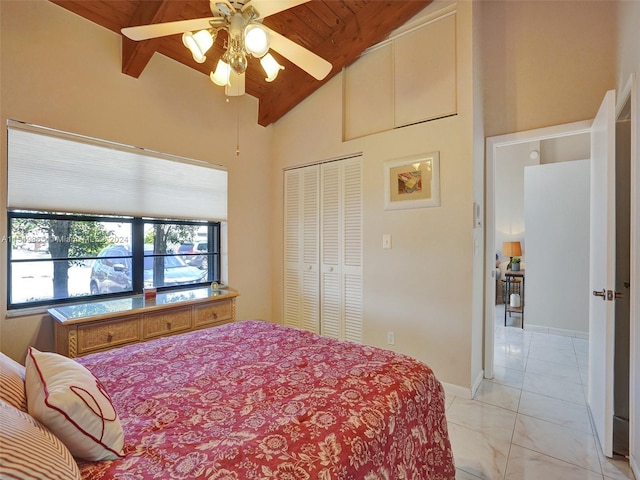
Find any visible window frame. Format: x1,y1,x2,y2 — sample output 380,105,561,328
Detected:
7,211,221,310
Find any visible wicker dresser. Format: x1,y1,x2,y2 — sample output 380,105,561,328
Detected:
49,287,238,357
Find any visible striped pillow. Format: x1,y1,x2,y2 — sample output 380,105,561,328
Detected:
0,352,27,412
0,399,81,480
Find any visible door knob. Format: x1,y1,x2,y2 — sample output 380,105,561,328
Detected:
593,289,606,300
606,290,624,301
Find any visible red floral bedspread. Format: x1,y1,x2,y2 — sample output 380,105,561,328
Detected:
76,320,455,479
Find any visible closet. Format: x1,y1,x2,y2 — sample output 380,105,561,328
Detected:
283,156,363,342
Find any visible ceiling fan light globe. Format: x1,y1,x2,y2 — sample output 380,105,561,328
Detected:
229,51,248,74
260,53,285,82
182,30,214,63
210,59,231,86
245,24,269,58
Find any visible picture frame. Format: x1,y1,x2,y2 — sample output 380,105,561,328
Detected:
384,152,440,210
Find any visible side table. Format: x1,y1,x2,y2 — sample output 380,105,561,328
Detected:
503,270,525,328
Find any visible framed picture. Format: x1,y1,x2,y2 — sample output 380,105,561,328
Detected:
384,152,440,210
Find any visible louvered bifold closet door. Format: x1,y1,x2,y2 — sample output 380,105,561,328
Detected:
284,166,320,333
320,158,363,342
320,163,341,339
342,159,363,343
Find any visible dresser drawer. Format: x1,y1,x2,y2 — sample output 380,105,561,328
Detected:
77,316,140,354
193,299,232,327
143,307,191,339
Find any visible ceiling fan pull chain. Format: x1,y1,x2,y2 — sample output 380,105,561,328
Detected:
235,97,241,157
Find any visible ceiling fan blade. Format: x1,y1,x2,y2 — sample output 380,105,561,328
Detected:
122,17,218,41
265,27,332,81
244,0,310,19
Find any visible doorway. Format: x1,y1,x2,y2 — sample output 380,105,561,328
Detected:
484,85,635,461
484,120,592,380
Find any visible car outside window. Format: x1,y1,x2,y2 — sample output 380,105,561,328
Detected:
8,211,221,309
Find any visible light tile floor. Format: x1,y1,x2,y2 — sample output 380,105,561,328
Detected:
447,305,635,479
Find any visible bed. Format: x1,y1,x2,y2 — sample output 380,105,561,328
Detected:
1,320,455,479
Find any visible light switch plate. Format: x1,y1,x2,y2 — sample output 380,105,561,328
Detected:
383,234,392,249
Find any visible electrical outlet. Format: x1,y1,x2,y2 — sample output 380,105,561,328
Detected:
387,331,395,345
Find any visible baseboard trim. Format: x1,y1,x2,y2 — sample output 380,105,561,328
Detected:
442,370,484,400
442,382,472,400
472,369,484,397
630,455,639,480
525,323,589,339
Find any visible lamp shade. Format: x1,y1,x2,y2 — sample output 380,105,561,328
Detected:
210,59,231,86
260,53,284,82
245,24,270,58
503,241,522,257
182,30,214,63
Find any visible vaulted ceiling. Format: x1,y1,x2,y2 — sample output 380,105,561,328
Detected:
49,0,431,126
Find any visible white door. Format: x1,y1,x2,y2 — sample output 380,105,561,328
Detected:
588,89,617,457
284,159,362,339
284,166,320,333
319,158,363,342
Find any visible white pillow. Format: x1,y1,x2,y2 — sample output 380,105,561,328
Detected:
25,347,125,461
0,398,81,480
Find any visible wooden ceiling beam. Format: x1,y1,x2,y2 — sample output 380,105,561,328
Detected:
48,0,434,126
257,0,432,126
121,0,185,78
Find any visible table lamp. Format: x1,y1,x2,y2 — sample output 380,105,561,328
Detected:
503,241,522,270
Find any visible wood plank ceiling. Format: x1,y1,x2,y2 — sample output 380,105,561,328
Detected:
49,0,432,126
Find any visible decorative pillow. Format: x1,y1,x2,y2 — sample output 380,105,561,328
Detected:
0,352,28,412
25,347,125,461
0,398,81,480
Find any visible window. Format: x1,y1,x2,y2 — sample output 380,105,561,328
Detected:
8,211,221,309
7,120,228,310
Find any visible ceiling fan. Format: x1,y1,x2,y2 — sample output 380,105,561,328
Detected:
121,0,333,96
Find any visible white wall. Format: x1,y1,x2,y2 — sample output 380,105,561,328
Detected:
541,133,591,164
494,134,591,263
481,0,616,138
470,0,487,397
480,0,616,395
495,142,540,259
524,160,590,334
271,1,479,391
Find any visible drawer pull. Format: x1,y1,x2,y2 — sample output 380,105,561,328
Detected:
213,312,217,319
167,321,172,329
107,331,115,341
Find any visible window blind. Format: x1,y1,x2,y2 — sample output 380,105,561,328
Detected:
7,120,227,221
